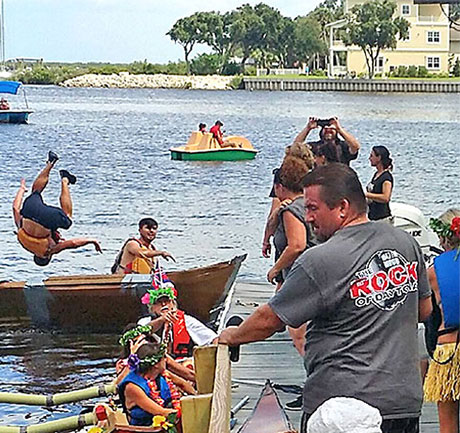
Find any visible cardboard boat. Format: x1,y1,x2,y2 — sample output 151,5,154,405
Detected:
0,255,246,332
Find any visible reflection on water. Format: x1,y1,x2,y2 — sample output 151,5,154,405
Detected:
0,87,458,425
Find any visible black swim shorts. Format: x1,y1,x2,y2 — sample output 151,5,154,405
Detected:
20,191,72,231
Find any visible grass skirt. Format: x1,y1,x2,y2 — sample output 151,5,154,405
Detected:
424,343,460,402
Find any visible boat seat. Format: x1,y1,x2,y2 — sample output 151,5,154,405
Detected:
186,131,203,147
196,133,215,150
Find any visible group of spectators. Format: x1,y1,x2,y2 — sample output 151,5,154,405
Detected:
219,118,459,433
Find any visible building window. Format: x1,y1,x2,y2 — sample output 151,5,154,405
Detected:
427,31,440,43
401,4,410,15
426,56,440,69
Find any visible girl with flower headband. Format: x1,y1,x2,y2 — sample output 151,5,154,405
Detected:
118,342,193,430
423,209,460,433
115,323,196,385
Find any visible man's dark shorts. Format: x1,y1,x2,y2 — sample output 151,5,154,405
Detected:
20,191,72,231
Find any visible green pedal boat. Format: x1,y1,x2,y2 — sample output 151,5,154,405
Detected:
170,131,258,161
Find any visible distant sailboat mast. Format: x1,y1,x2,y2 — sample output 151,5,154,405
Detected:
0,0,5,68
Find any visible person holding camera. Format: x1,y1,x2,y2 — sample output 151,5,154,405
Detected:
294,117,360,166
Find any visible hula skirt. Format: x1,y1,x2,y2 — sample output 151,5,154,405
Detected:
424,343,460,402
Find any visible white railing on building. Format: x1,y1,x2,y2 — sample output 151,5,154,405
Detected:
256,67,303,76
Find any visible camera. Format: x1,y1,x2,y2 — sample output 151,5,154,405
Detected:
317,118,333,128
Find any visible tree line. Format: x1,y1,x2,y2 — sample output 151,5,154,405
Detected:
166,0,343,75
168,0,460,78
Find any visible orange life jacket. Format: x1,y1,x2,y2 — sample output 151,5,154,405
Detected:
111,238,154,274
17,228,49,258
172,310,194,358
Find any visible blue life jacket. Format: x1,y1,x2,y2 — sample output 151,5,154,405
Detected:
118,371,171,426
434,250,460,329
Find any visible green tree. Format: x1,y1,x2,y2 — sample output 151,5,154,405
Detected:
167,13,210,74
232,4,265,71
343,0,409,78
452,58,460,77
198,11,244,73
294,16,327,65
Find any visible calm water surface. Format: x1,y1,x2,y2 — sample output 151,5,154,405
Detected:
0,86,458,425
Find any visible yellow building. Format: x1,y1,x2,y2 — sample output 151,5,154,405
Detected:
327,0,459,77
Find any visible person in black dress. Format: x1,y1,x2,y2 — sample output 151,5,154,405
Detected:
365,146,394,222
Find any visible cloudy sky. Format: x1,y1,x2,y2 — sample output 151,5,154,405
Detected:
5,0,323,63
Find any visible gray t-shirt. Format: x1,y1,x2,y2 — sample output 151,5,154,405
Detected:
269,221,430,419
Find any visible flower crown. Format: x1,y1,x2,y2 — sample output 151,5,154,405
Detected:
127,343,167,370
429,216,460,240
118,324,152,347
141,286,177,306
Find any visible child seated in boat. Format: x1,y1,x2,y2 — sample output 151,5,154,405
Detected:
118,342,192,428
138,286,218,365
116,323,195,385
198,123,206,133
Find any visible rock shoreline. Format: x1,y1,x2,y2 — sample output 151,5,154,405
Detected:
60,72,235,90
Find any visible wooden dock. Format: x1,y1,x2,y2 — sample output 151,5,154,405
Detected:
227,282,440,432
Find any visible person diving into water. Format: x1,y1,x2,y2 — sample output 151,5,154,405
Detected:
13,151,102,266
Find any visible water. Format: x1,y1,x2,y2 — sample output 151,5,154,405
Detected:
0,86,459,425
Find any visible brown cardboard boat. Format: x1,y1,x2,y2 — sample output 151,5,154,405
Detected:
0,255,246,332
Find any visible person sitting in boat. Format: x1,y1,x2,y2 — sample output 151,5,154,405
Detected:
198,123,206,133
0,97,9,110
118,342,188,428
209,120,224,145
111,218,175,274
138,286,218,362
116,323,196,385
12,151,102,266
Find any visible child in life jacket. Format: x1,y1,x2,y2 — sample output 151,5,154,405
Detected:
118,342,194,429
137,285,218,364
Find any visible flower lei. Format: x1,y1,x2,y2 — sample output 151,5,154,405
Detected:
127,343,168,371
118,324,152,347
141,287,176,306
148,371,182,416
429,216,460,259
152,413,178,433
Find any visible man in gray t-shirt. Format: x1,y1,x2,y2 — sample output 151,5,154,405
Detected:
219,164,432,433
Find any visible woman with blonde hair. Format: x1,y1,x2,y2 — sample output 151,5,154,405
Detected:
424,208,460,433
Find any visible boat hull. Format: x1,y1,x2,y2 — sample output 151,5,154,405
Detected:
0,110,32,124
170,149,257,161
0,255,246,332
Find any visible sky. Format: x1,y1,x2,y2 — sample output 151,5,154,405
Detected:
4,0,323,64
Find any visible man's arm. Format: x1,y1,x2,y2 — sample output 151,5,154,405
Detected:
218,304,284,347
330,117,360,155
126,240,175,262
12,179,27,229
293,117,318,145
49,238,102,255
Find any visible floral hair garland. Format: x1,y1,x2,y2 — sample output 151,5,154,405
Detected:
141,287,176,306
429,216,460,259
127,342,167,371
118,324,152,347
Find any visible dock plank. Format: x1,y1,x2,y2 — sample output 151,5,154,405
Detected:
227,282,440,432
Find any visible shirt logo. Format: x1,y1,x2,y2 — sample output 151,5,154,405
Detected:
349,250,418,311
